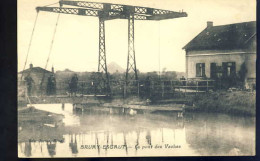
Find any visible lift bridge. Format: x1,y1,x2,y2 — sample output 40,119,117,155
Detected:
22,1,187,101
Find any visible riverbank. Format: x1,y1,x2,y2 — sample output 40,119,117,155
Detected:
185,91,256,116
18,106,64,126
18,90,256,117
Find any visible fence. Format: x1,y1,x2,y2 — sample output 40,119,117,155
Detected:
18,79,215,98
123,79,215,98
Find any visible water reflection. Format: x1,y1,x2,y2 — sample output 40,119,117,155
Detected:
146,131,152,145
18,104,255,157
185,113,255,156
24,141,32,157
136,130,140,151
69,135,78,155
95,133,100,155
47,141,56,157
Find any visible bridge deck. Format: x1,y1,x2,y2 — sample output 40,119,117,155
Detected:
28,95,109,104
103,104,184,112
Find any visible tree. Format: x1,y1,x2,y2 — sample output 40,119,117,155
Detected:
238,62,248,88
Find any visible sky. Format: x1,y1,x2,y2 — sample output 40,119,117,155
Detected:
18,0,256,73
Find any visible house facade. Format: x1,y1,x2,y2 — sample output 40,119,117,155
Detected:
18,63,55,95
183,21,256,89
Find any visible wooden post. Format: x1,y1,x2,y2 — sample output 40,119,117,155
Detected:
62,103,65,110
81,82,83,96
170,81,173,94
124,82,127,98
151,81,154,97
24,82,28,101
137,81,140,97
196,81,199,94
206,80,209,92
185,80,187,97
162,81,164,98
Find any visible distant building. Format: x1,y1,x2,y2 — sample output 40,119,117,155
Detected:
55,69,76,82
18,63,55,95
183,21,256,88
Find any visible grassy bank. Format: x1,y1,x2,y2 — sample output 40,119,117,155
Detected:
186,91,256,116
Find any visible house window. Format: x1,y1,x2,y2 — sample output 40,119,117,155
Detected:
210,63,217,79
222,62,236,77
196,63,205,77
211,63,225,79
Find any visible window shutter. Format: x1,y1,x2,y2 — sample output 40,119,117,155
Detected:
202,63,206,77
231,62,236,76
210,63,216,79
222,62,228,78
196,63,200,77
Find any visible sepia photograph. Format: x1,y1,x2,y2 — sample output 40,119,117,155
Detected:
17,0,256,158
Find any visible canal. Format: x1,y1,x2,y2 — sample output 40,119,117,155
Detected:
18,104,255,157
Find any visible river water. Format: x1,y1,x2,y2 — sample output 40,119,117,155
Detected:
18,104,255,157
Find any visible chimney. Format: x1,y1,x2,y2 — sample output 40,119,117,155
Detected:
30,63,33,69
52,66,54,73
207,21,213,28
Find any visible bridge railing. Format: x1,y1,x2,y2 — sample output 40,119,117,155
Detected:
124,79,215,98
18,79,215,97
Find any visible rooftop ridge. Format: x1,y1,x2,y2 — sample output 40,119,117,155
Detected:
210,21,256,28
19,66,53,74
183,21,256,51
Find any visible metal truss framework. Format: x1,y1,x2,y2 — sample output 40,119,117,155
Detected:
37,1,187,20
98,18,110,95
36,1,188,95
126,14,138,83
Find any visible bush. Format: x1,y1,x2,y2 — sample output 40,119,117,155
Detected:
191,91,255,116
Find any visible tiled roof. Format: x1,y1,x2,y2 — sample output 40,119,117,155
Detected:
19,67,52,74
183,21,256,51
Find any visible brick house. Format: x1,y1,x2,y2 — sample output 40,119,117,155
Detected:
18,64,55,95
183,21,256,89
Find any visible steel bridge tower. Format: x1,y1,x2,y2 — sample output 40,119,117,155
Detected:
36,1,188,96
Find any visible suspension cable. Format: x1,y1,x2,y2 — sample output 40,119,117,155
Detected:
40,13,61,91
20,12,39,81
158,21,161,80
20,2,59,81
43,2,59,7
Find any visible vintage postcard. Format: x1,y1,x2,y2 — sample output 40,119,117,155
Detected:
18,0,256,158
